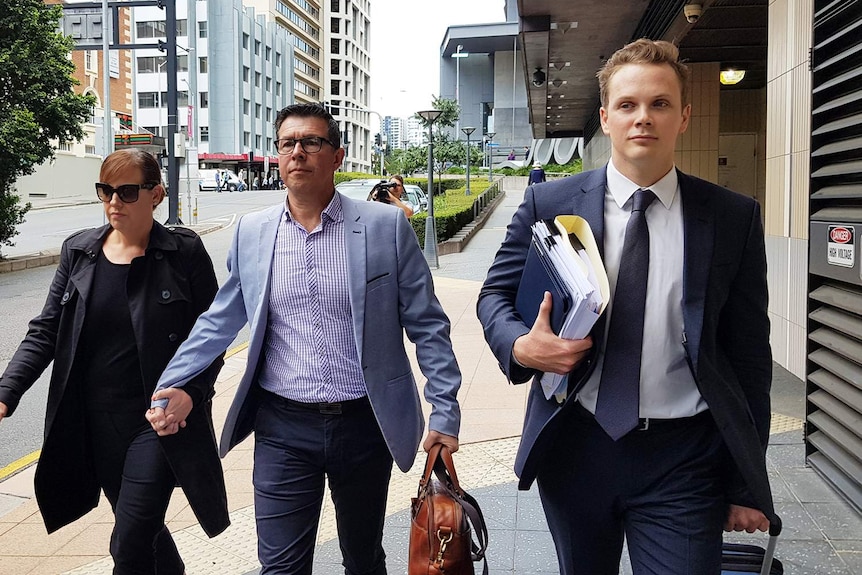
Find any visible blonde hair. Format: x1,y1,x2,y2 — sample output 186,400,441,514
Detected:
597,39,690,107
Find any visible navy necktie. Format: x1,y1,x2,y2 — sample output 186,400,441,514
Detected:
595,189,657,440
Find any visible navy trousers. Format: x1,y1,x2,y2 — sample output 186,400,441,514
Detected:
88,411,183,575
253,391,393,575
536,403,730,575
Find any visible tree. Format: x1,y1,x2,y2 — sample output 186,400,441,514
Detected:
0,0,96,256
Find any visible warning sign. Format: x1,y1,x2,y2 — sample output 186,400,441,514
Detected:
828,225,855,268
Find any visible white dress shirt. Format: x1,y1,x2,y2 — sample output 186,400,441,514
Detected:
576,161,707,419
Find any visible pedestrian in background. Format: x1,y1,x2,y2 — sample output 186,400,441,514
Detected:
0,148,229,574
478,39,774,574
147,103,462,574
528,161,546,184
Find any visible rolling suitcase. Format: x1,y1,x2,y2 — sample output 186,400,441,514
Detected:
721,516,783,575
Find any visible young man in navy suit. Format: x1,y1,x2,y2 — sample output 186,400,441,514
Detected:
148,103,462,574
478,39,774,574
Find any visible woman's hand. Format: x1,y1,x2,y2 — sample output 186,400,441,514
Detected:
0,401,7,423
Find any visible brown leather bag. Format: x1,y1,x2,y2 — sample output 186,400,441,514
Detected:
408,444,488,575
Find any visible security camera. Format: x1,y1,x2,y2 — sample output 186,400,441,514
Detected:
684,3,702,23
532,67,546,87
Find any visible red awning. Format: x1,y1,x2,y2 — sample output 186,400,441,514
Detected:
198,152,279,163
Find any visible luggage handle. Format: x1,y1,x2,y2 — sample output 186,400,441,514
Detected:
759,515,782,575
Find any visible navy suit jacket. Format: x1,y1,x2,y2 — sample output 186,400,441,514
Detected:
477,167,774,520
156,193,462,473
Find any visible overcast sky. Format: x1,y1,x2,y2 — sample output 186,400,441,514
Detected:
368,0,505,126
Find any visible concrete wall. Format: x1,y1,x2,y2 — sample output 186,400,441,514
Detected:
764,0,812,380
16,152,102,204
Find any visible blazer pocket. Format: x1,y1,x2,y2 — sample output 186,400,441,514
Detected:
367,271,391,285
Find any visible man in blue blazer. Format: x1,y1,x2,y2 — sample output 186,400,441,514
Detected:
478,40,774,574
147,103,462,574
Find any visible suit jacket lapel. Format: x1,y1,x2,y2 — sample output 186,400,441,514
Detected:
341,198,367,359
253,207,281,334
679,170,714,373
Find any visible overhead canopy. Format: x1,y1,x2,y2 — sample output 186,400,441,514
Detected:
517,0,768,139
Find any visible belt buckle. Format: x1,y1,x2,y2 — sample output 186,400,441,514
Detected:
637,418,650,431
319,402,342,415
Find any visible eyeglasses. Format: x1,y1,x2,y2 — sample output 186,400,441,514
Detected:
95,182,158,203
275,136,334,155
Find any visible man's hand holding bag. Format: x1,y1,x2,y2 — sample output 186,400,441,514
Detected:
409,444,488,575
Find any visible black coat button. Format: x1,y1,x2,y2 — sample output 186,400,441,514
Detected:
61,292,70,303
154,251,164,260
161,290,171,300
169,333,178,342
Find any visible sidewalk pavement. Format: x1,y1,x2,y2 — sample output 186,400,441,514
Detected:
1,177,861,574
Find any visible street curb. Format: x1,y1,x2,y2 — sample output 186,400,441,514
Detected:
0,222,227,274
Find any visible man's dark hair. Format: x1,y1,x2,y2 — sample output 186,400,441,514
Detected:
274,103,341,148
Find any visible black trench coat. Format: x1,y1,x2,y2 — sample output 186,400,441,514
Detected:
0,222,229,536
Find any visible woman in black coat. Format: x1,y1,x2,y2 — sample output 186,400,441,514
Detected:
0,149,229,574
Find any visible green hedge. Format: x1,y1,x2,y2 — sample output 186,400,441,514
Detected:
409,179,500,245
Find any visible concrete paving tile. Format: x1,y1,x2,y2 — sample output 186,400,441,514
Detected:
773,501,824,541
766,442,808,470
0,521,88,557
33,555,107,575
0,499,42,524
513,530,558,572
767,540,853,574
515,495,549,531
0,555,41,575
0,495,27,520
781,468,847,504
805,502,862,540
768,470,795,503
53,521,111,556
485,527,516,570
61,556,113,574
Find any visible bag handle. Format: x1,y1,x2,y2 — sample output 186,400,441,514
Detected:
419,444,489,574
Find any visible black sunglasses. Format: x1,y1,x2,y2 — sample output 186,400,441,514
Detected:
95,182,158,203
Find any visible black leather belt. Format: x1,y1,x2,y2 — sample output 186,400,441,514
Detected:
573,401,712,432
261,389,370,415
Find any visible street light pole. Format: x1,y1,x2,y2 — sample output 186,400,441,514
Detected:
417,109,443,269
486,131,496,182
461,126,475,195
452,45,468,139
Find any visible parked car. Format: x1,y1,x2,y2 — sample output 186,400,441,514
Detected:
198,169,245,192
403,184,428,213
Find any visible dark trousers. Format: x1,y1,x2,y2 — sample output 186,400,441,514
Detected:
253,391,393,575
88,410,183,575
536,403,729,575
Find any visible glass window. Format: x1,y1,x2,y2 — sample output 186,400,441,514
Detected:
266,47,271,61
198,21,207,39
243,99,250,114
199,57,208,74
255,72,261,88
255,40,261,56
255,103,261,119
138,92,159,108
243,66,249,82
255,135,262,148
243,132,250,146
242,33,249,49
200,126,209,142
266,77,271,92
200,92,208,109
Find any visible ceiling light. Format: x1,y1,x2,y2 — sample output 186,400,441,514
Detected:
720,69,745,85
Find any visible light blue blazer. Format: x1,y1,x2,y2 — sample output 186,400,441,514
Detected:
155,193,462,472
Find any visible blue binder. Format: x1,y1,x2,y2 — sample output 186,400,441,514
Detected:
515,235,571,334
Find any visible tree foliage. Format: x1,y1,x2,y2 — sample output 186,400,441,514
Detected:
0,0,96,253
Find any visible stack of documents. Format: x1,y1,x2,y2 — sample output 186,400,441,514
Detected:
515,216,609,400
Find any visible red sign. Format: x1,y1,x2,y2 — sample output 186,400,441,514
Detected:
830,227,853,243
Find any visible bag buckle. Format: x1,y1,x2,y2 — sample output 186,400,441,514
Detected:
435,528,453,568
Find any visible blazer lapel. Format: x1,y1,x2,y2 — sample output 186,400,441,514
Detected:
252,207,282,334
679,170,714,373
341,198,367,359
